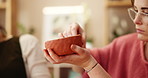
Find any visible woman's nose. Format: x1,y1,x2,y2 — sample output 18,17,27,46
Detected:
133,14,143,25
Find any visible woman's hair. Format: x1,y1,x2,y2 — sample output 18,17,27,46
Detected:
0,25,7,37
131,0,134,6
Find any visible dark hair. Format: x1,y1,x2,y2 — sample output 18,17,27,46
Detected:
131,0,134,6
0,25,7,37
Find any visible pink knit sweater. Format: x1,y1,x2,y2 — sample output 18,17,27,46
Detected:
83,33,148,78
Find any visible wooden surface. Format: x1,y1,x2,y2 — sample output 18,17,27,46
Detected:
106,1,132,7
1,0,17,36
104,0,132,44
0,2,6,9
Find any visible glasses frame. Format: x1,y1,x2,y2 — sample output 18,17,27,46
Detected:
128,7,148,20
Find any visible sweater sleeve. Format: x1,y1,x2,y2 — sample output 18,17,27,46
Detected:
82,38,117,78
83,33,139,78
19,34,51,78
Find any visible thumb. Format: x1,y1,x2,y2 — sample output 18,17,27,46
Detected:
71,44,86,55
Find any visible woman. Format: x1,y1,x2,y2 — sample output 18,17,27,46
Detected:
44,0,148,78
0,26,51,78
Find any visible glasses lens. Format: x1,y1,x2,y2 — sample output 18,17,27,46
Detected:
128,9,136,20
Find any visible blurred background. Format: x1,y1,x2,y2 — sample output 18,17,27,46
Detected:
0,0,135,78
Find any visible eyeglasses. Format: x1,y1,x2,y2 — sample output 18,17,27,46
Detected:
128,8,148,20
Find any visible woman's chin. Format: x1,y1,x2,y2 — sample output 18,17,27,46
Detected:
137,34,148,41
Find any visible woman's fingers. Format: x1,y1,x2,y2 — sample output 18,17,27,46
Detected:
70,23,86,48
62,23,84,37
47,49,64,63
44,48,77,64
66,26,72,37
43,46,91,67
43,49,57,64
71,44,87,55
71,23,84,35
58,33,65,38
70,23,79,36
63,31,68,37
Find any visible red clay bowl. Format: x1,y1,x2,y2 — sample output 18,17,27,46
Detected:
45,35,83,55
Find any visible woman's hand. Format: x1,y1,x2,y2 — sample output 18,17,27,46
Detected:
58,23,86,48
43,23,111,78
43,23,97,68
43,44,97,69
